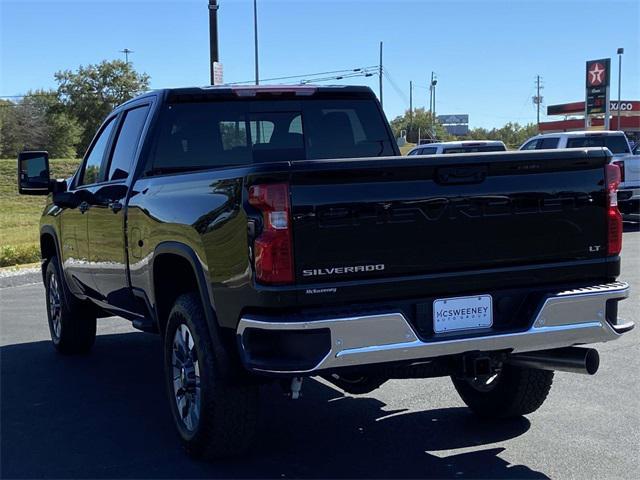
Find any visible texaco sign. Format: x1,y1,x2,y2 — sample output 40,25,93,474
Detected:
585,58,611,118
610,102,636,112
586,59,610,88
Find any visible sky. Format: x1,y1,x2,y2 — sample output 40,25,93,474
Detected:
1,0,638,129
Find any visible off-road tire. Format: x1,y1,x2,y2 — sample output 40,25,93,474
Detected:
451,364,554,418
44,255,96,354
163,292,258,459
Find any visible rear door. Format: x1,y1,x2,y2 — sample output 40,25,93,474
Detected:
290,150,609,284
87,104,151,312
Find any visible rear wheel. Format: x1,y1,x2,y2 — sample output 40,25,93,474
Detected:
163,292,258,458
45,256,96,354
451,364,554,418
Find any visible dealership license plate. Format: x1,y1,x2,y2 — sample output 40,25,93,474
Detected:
433,295,493,333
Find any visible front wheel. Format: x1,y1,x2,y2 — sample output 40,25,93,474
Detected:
451,364,554,418
163,293,258,458
45,256,96,354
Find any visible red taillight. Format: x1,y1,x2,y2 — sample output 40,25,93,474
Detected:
613,160,625,182
606,164,622,256
248,183,294,284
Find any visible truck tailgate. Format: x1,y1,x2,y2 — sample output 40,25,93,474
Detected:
290,149,609,284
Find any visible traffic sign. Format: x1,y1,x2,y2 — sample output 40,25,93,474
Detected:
213,62,224,85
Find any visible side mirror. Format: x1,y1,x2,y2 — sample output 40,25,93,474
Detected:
18,151,50,195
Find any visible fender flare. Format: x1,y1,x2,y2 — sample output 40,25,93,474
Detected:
39,225,75,305
40,225,61,273
150,241,218,332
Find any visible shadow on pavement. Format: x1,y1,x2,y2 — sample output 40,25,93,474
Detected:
1,332,547,479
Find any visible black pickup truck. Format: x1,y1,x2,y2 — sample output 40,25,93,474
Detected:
18,85,632,459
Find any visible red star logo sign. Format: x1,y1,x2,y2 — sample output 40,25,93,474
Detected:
588,62,605,86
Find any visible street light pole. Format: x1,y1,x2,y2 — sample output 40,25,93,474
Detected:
431,74,438,136
254,0,259,85
379,41,383,109
209,0,219,85
617,47,624,130
429,71,434,133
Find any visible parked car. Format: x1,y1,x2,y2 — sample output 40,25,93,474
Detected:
18,85,632,459
407,140,507,156
520,131,640,218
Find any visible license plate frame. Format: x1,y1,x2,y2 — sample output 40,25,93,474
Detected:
433,295,493,333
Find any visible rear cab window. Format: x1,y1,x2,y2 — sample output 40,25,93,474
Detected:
147,97,395,174
566,135,630,154
107,105,150,181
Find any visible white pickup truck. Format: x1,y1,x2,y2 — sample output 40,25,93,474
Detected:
407,140,507,156
520,131,640,219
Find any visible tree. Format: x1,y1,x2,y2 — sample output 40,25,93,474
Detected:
0,99,20,156
0,90,81,158
461,122,538,149
55,60,150,155
389,108,451,143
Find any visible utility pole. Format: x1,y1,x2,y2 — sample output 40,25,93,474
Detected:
120,48,134,64
208,0,219,85
409,80,413,140
409,80,413,116
379,41,383,109
533,75,543,130
253,0,259,85
617,48,624,130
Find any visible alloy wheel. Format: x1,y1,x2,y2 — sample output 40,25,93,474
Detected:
172,323,201,432
48,274,62,339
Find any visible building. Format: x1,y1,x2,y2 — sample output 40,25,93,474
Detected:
540,100,640,143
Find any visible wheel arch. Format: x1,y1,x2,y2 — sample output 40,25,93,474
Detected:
151,242,218,336
40,225,61,282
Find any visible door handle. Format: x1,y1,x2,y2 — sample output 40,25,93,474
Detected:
79,201,90,214
108,201,123,214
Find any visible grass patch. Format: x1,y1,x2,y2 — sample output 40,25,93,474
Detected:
0,158,80,266
399,143,416,155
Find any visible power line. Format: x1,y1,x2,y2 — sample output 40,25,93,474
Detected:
382,68,409,107
299,68,377,84
229,66,378,85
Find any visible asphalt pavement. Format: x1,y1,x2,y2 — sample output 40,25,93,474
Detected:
1,225,639,479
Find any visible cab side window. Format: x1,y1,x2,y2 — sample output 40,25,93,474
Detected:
80,117,117,186
537,138,559,149
521,139,538,150
107,105,151,181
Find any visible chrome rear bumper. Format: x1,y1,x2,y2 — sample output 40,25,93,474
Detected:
237,282,631,374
